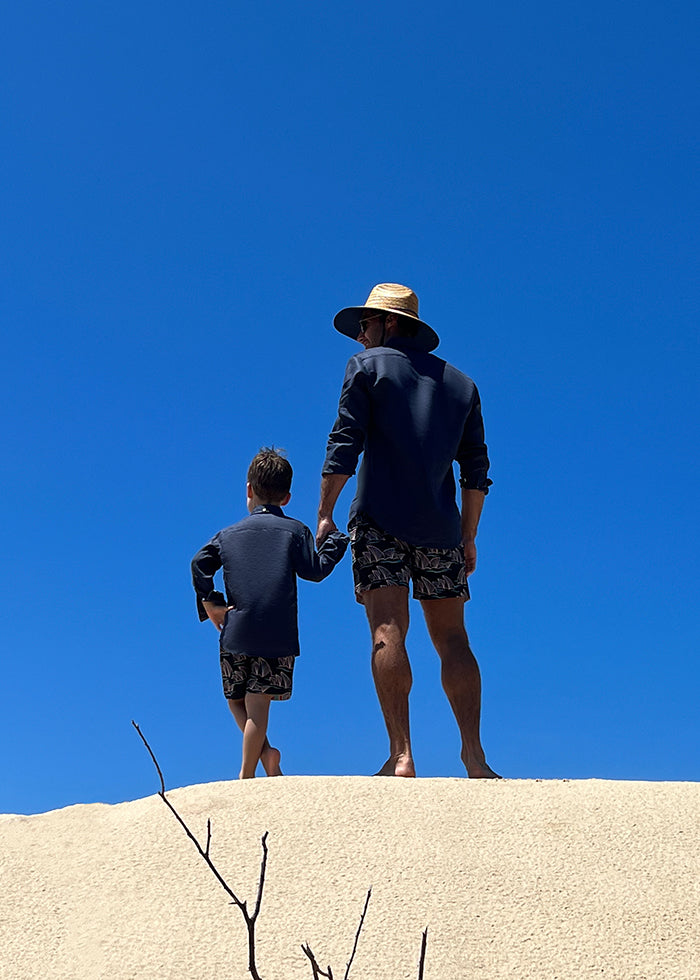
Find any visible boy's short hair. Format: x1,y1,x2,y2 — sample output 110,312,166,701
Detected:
247,447,293,502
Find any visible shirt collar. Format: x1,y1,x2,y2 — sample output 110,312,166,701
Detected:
385,336,424,352
251,504,284,516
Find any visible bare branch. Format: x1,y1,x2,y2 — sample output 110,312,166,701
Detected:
302,886,370,980
344,888,372,979
132,720,268,980
301,944,321,979
133,720,428,980
301,944,334,979
253,832,270,919
132,720,165,795
417,927,428,980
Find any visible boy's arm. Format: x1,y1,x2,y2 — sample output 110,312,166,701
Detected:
201,600,232,631
296,525,349,583
191,539,228,623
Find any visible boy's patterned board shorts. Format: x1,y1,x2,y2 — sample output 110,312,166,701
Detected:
349,512,470,603
219,648,295,701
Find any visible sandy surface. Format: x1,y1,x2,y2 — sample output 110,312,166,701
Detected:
1,777,698,979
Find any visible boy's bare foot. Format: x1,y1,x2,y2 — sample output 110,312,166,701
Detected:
261,745,283,777
373,754,416,777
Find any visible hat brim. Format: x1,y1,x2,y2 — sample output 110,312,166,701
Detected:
333,307,440,352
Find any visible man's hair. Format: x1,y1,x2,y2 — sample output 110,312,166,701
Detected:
394,314,419,339
247,447,293,501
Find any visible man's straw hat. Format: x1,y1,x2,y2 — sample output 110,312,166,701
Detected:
334,283,440,352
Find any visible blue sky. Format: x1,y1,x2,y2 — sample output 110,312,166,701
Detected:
2,0,698,815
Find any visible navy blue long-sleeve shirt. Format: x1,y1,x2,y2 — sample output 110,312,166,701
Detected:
322,338,492,548
191,505,349,658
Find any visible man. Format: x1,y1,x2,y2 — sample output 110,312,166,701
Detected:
317,283,499,778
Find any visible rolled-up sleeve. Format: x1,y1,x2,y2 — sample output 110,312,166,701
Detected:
322,356,370,476
191,538,226,621
294,527,349,582
455,386,493,494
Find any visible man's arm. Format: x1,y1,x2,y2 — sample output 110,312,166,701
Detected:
316,473,350,545
455,384,492,498
455,382,492,576
461,488,486,576
318,356,370,544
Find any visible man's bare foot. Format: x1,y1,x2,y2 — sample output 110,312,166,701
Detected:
260,745,283,777
373,755,416,777
463,755,502,779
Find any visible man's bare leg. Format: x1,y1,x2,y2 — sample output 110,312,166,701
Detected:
362,585,416,777
420,598,500,778
227,698,282,776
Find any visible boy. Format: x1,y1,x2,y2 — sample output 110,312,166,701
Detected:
191,448,348,779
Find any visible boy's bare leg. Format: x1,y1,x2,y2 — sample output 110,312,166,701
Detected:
420,597,500,778
362,585,416,777
240,693,274,779
227,698,282,777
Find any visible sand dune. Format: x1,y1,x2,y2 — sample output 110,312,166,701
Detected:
2,777,698,979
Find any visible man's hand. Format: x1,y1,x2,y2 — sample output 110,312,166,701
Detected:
460,489,485,577
316,515,338,547
316,473,349,547
463,539,477,576
202,601,233,631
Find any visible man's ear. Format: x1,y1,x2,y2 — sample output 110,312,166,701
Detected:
385,313,399,335
246,482,254,500
280,491,291,506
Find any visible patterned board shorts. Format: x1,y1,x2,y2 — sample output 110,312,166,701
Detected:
349,512,470,603
219,648,295,701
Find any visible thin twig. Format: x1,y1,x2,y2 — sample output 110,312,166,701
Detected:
344,887,371,979
302,886,371,980
301,944,334,979
133,719,428,980
132,720,268,980
133,719,166,794
132,723,246,910
417,927,428,980
253,832,270,920
300,946,319,979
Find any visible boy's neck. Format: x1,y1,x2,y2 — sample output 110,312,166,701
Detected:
248,493,285,512
246,482,291,513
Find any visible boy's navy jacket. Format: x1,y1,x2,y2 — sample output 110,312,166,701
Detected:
191,505,349,658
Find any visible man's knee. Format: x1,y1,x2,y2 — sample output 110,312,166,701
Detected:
431,625,473,662
371,620,408,650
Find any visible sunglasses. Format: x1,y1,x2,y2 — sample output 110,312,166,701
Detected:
358,314,385,334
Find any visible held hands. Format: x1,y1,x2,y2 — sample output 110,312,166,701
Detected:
202,602,234,631
316,515,338,547
316,474,348,547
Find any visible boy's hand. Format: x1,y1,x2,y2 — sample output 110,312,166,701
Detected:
202,601,234,631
